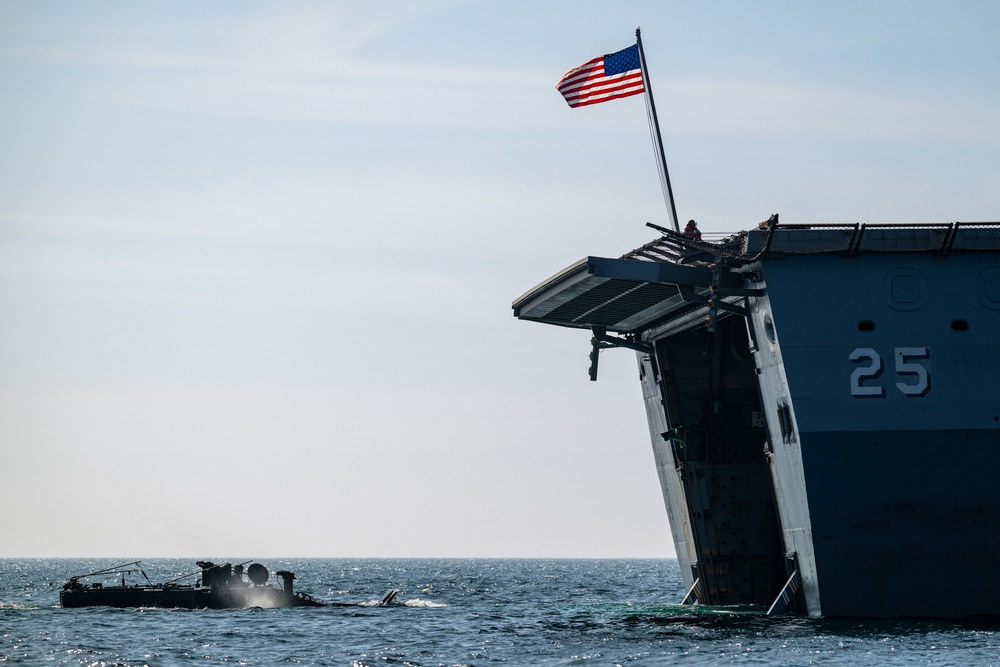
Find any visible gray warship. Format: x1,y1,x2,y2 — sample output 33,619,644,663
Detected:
513,216,1000,617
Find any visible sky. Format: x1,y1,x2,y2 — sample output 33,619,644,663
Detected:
1,0,998,558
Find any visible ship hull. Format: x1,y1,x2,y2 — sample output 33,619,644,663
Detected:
59,584,322,609
514,220,1000,617
59,561,327,609
747,243,1000,616
800,430,1000,617
60,586,214,609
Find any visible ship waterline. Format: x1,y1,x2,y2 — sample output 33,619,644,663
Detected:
513,218,1000,617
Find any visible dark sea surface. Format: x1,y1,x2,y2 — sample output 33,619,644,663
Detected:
3,558,1000,666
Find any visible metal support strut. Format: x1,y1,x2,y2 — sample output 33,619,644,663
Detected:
767,568,802,615
588,326,653,381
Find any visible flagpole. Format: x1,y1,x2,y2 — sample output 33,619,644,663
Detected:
636,27,679,232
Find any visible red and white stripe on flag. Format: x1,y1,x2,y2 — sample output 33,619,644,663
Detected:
556,44,644,108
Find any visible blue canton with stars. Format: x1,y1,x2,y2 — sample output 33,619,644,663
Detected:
603,44,641,75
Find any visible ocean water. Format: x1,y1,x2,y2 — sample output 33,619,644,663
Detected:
3,558,1000,666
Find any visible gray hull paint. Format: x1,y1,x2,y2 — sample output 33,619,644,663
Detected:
752,250,1000,616
514,221,1000,617
802,430,1000,617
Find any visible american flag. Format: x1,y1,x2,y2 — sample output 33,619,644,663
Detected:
556,44,645,108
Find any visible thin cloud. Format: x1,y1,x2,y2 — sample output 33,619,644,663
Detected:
666,77,1000,144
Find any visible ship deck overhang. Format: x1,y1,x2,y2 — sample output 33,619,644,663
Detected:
512,256,740,335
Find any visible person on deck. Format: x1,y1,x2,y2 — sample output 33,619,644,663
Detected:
684,219,702,241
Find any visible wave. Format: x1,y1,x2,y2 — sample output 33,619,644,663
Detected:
0,601,43,610
400,598,446,608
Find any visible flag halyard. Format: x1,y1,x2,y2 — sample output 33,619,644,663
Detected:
556,44,644,108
